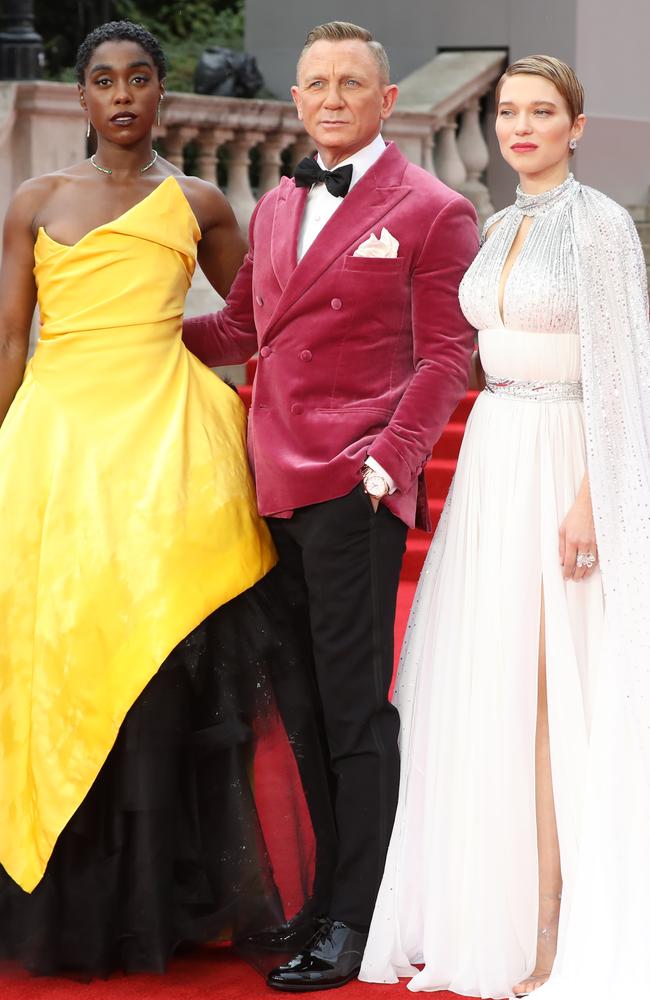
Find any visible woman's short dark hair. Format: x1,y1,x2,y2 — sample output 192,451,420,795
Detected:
75,20,166,84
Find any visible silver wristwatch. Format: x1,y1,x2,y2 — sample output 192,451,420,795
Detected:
362,464,389,499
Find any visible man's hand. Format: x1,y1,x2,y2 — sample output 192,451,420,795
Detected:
361,465,389,513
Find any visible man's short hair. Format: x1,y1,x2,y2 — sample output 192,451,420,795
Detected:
298,21,390,85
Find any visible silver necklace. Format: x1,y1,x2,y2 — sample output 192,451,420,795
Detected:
514,173,578,217
90,149,158,176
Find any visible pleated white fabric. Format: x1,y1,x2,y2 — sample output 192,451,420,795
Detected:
360,328,604,998
362,173,650,1000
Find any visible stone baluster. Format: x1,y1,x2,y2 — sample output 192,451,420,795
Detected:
259,131,294,193
289,133,316,172
422,126,437,176
196,128,233,184
225,130,264,230
434,117,467,192
164,125,198,170
457,98,494,223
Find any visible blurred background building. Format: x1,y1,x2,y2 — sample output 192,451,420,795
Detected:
0,0,648,330
246,0,650,210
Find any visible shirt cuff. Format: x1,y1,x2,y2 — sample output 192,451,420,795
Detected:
365,456,397,495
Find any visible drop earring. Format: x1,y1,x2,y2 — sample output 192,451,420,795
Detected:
86,118,91,139
569,138,577,150
156,96,163,126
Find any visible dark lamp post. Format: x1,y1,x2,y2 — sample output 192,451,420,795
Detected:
0,0,44,80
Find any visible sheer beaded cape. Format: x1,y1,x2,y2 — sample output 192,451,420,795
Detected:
572,181,650,752
486,177,650,999
481,177,650,761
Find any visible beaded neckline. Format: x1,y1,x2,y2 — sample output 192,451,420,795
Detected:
515,174,579,217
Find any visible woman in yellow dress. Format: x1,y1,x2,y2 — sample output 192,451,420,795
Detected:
0,20,332,976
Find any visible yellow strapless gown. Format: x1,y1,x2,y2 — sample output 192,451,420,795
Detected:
0,176,276,892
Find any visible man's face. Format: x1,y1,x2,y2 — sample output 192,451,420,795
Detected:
291,39,398,167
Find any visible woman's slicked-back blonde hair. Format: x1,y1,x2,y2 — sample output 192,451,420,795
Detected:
496,54,584,121
298,21,390,84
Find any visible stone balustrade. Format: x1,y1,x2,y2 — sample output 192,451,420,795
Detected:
0,54,506,354
156,52,505,231
0,49,506,234
395,49,508,226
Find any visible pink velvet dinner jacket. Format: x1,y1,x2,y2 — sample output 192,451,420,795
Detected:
183,141,478,530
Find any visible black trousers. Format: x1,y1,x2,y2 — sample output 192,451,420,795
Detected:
268,485,408,929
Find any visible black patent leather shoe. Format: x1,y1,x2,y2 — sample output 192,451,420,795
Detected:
240,915,325,953
266,918,367,991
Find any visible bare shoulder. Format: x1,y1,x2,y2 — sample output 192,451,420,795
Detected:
4,173,63,234
6,165,95,233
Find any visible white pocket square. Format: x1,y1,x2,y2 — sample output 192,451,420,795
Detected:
353,228,399,259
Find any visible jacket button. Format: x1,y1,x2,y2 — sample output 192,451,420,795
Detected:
291,402,304,415
260,346,271,358
255,294,264,306
300,350,313,362
331,297,342,310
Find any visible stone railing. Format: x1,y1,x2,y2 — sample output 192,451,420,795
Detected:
0,82,87,223
156,92,312,229
0,53,506,354
394,49,508,225
0,49,506,231
157,48,507,230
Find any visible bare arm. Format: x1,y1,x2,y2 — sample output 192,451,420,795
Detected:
0,185,39,424
181,181,262,366
191,181,247,299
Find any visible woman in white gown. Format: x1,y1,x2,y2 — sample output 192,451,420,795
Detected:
360,56,650,999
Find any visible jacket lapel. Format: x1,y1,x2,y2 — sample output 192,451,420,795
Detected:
263,143,411,340
269,178,308,291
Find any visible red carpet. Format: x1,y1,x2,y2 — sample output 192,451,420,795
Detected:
0,375,478,998
0,949,475,998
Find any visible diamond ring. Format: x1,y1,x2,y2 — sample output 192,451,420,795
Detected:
576,551,596,569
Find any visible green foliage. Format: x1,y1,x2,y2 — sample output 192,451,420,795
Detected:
114,0,245,91
36,0,115,79
35,0,244,91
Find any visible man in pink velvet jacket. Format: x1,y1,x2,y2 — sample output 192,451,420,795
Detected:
183,20,478,991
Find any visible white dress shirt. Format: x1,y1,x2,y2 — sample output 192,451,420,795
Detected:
297,132,387,259
296,133,397,494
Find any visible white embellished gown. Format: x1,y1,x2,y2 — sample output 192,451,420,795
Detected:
360,177,606,998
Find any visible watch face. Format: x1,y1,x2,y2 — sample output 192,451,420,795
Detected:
365,472,388,498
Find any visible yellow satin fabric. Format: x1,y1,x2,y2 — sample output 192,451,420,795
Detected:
0,177,276,892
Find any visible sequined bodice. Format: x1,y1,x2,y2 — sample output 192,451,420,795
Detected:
460,174,580,335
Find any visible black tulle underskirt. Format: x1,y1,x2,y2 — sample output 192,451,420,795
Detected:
0,570,332,978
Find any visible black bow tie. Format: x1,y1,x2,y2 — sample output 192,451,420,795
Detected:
293,157,353,198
